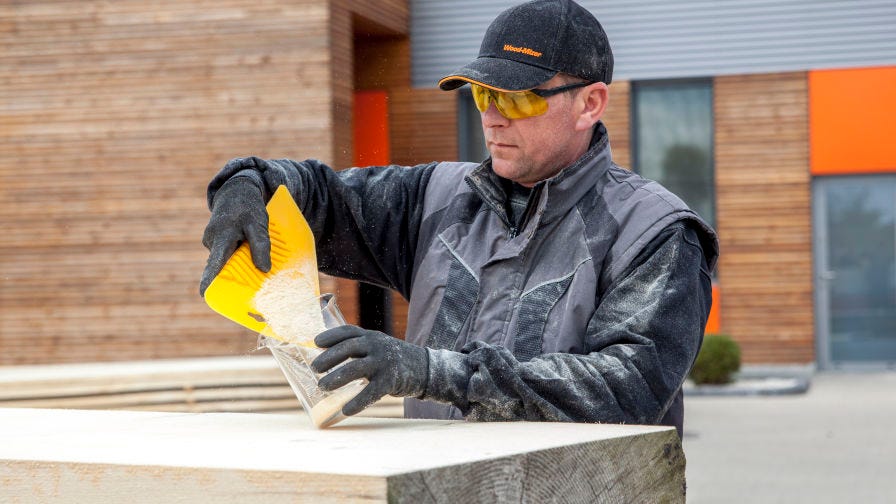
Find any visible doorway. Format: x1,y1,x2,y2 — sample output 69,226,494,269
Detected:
813,175,896,367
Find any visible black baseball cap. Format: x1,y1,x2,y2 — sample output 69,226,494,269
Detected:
439,0,613,92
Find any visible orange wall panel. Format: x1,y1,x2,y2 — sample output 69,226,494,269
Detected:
353,90,391,166
809,66,896,175
705,284,721,335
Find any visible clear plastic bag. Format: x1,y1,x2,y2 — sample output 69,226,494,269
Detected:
258,294,367,428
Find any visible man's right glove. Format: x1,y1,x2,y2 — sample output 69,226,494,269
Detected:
311,325,430,416
199,177,271,296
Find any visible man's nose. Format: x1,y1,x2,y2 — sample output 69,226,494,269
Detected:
481,101,510,128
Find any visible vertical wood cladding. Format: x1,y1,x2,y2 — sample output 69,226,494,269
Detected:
0,1,358,364
714,72,815,363
602,81,631,169
330,2,354,171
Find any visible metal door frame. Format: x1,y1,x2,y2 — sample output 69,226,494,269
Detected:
812,178,832,369
812,175,896,370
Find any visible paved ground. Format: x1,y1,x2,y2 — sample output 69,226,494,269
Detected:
683,371,896,503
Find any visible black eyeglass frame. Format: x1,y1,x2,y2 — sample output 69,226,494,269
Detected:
527,81,594,97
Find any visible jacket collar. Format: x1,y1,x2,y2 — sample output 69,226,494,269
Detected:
465,122,612,229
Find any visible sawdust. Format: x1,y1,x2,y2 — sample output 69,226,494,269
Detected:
307,380,367,428
252,267,323,344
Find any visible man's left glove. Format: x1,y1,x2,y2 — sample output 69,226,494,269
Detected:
311,326,429,416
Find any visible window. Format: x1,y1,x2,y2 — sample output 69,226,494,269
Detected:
457,88,490,163
633,80,715,227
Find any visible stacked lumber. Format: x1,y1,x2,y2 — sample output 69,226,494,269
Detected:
0,356,404,417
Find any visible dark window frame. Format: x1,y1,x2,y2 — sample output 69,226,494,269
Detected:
630,78,716,229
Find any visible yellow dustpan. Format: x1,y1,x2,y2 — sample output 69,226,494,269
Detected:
203,185,319,342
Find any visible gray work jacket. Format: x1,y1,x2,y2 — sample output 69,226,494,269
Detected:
208,123,719,435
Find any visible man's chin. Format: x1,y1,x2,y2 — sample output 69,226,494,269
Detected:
490,160,517,180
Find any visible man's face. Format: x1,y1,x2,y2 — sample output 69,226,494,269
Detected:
480,75,586,187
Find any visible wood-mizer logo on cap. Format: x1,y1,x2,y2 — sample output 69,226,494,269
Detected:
503,44,542,57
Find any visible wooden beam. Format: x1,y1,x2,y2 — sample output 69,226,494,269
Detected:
0,408,685,503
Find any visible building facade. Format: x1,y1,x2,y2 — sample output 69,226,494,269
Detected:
2,0,894,369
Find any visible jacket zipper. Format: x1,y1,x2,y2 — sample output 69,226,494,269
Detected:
465,177,518,238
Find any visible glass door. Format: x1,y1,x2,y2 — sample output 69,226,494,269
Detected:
814,175,896,367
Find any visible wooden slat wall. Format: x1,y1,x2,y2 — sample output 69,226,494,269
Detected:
329,2,354,171
714,72,815,363
602,80,631,169
0,1,337,364
348,0,408,37
388,89,458,167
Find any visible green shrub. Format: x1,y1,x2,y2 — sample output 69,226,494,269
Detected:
690,334,741,385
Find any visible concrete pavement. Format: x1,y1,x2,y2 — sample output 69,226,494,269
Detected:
683,372,896,503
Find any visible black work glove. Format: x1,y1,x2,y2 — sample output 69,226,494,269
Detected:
311,326,429,417
199,177,271,296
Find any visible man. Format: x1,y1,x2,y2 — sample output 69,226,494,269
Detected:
200,0,718,437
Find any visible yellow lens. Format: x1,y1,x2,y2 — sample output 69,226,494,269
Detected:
471,84,491,112
498,91,548,119
470,84,548,119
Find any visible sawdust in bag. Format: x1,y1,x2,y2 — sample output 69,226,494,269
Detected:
254,270,366,428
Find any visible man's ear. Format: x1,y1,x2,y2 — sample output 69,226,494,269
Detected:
574,82,609,131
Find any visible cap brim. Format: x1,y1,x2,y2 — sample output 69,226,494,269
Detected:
438,57,557,91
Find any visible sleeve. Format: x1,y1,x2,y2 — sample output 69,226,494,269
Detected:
205,157,439,298
421,220,713,427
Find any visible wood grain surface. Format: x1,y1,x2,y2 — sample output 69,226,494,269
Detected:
0,408,685,503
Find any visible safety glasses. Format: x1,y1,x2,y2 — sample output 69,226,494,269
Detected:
471,81,593,119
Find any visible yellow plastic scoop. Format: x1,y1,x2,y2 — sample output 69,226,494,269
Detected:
203,185,320,342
